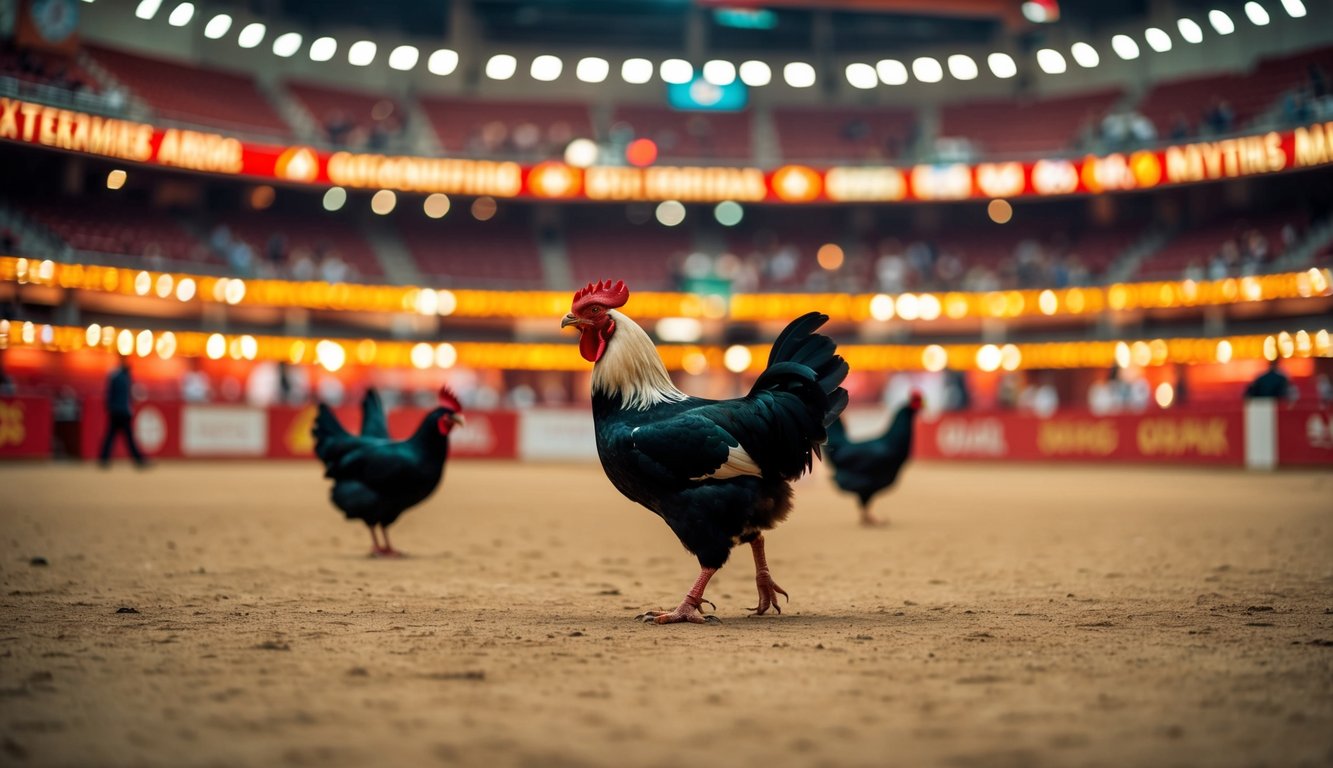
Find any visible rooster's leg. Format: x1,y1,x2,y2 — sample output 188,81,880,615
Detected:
749,534,789,616
376,526,405,558
636,567,720,625
367,524,384,557
859,500,888,527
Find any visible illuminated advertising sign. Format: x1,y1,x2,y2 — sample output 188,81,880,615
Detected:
3,98,1331,204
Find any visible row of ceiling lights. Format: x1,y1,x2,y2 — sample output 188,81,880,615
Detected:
130,0,1307,88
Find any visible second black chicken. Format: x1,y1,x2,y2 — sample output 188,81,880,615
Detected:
825,391,921,526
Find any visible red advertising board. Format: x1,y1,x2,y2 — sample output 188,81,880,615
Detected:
0,395,52,458
79,399,183,460
3,96,1331,204
1276,405,1333,467
914,409,1246,466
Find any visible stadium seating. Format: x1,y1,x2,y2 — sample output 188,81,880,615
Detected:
772,106,917,162
0,44,98,92
1133,212,1301,279
21,197,212,266
283,80,403,147
610,105,753,162
398,211,544,288
213,210,384,279
939,88,1123,156
418,97,593,158
86,45,290,138
565,214,694,290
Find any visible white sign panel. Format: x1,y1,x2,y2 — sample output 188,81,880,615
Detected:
519,409,599,461
181,405,268,457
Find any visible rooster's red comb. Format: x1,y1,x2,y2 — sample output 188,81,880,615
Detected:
571,279,629,314
438,385,463,413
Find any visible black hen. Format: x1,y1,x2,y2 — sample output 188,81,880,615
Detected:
825,392,922,526
562,280,848,624
312,386,464,556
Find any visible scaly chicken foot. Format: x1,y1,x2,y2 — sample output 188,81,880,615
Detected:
748,534,789,615
368,526,405,558
636,567,719,625
859,502,889,527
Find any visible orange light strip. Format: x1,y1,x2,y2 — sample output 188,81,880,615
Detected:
3,320,1326,373
2,256,1328,322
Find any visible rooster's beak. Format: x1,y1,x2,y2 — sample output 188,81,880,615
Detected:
560,314,582,329
449,413,466,427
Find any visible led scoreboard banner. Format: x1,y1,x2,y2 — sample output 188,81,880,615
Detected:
3,98,1333,203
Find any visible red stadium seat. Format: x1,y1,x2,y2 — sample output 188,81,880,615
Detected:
610,105,753,163
86,44,291,139
398,211,544,288
940,88,1123,156
418,97,594,158
772,106,917,163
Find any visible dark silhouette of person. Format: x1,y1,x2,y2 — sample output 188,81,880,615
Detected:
99,357,147,467
1244,359,1292,400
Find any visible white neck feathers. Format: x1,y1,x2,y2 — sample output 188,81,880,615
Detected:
592,310,687,410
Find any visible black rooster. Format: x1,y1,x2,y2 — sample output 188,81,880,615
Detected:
312,386,465,557
825,392,922,526
562,280,848,624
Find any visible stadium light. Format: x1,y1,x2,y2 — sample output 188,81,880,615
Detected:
389,45,420,71
947,54,978,80
576,57,609,83
783,62,816,87
1177,18,1204,43
271,32,302,58
423,193,450,219
703,60,736,86
485,53,517,80
660,59,693,84
203,14,231,39
564,138,599,167
1144,27,1172,52
236,22,265,49
1021,1,1051,23
1208,10,1236,34
622,58,653,84
1036,48,1067,74
167,3,194,27
1281,0,1306,17
912,57,943,83
135,0,162,20
714,201,744,226
1111,34,1140,59
739,60,771,86
986,52,1017,78
530,54,562,81
1070,42,1099,67
428,49,459,76
1245,2,1271,24
655,201,686,226
845,63,878,89
322,187,346,212
371,190,396,215
877,59,908,84
348,40,377,66
309,36,337,62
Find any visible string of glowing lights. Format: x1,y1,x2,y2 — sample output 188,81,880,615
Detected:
2,257,1328,323
2,319,1327,373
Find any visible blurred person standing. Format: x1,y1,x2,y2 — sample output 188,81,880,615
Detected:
99,357,148,468
1245,359,1293,400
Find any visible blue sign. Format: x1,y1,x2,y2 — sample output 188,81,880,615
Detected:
666,76,748,112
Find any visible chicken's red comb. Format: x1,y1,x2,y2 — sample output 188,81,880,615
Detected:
438,385,463,412
571,279,629,314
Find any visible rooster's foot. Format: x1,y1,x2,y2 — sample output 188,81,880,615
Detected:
749,569,789,616
859,512,889,527
636,597,719,625
370,548,406,559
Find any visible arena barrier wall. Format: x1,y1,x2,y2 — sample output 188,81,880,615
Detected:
0,395,53,458
23,399,1333,468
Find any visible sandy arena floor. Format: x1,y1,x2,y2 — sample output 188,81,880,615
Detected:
1,460,1331,768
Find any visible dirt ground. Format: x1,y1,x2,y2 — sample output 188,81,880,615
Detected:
1,460,1331,768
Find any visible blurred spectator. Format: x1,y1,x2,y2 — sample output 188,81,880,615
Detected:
325,110,354,146
182,361,211,403
1244,359,1292,400
289,247,316,281
320,250,349,283
1168,112,1192,141
1202,98,1235,135
99,356,148,468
